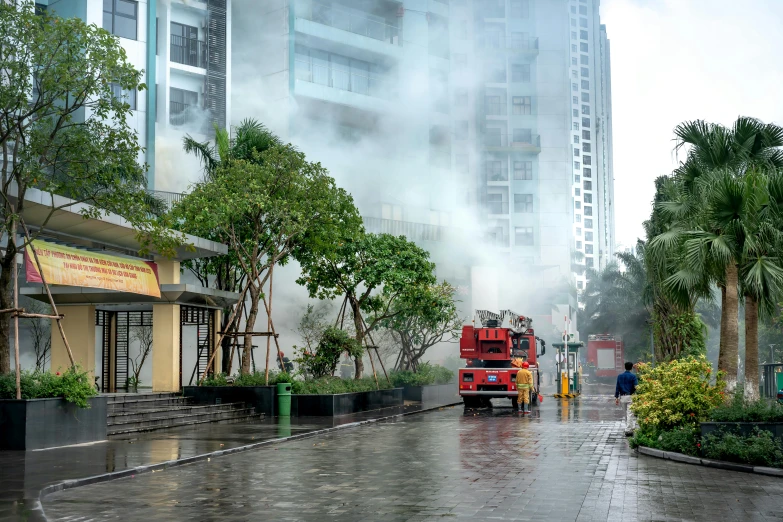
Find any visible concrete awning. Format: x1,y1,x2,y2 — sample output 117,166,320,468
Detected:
21,284,240,310
12,186,226,261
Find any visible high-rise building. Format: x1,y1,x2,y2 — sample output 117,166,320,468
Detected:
42,0,232,192
451,0,614,304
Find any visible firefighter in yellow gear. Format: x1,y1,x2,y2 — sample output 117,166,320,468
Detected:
515,360,534,414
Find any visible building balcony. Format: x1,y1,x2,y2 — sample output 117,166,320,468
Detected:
487,202,509,215
295,58,392,100
483,133,541,153
486,168,509,183
508,37,539,56
295,0,401,46
363,217,447,242
149,190,185,211
484,101,507,117
170,35,207,69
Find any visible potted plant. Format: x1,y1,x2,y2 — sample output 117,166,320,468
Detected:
127,376,139,393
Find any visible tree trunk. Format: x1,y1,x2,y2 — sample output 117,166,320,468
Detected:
0,243,16,374
349,298,364,379
220,307,232,373
719,263,740,393
744,295,759,402
718,284,727,369
242,284,260,375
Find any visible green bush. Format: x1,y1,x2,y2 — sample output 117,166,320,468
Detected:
296,327,362,379
233,371,271,387
389,363,454,387
629,426,699,456
292,376,392,395
709,390,783,422
0,367,97,408
200,373,229,386
702,428,783,467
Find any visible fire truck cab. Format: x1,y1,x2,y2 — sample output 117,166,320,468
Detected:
458,310,545,408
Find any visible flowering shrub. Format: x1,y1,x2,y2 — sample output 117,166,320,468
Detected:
631,356,725,431
0,367,97,408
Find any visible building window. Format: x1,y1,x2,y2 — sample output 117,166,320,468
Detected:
573,122,580,131
515,194,533,213
586,257,594,268
585,244,593,254
572,44,578,52
572,57,578,66
575,188,581,196
583,142,591,152
511,63,531,82
486,95,505,115
584,206,593,216
581,67,589,78
575,201,581,209
513,128,532,143
581,80,590,89
585,218,593,229
582,117,591,128
170,87,198,125
455,89,468,106
581,42,589,52
580,5,588,15
455,120,469,140
103,0,138,40
584,180,592,191
585,231,593,241
575,174,581,183
571,5,577,13
572,95,579,105
486,60,506,82
382,203,403,221
571,18,577,27
575,214,581,223
581,54,589,65
487,160,506,181
573,109,579,118
584,167,592,178
454,54,467,69
582,104,590,115
584,193,592,203
580,17,588,28
514,161,533,180
582,129,591,140
512,96,532,115
572,82,578,91
577,280,584,290
576,241,582,249
580,30,588,40
515,227,534,245
488,193,506,214
576,227,582,236
509,0,530,18
170,22,205,68
574,161,581,170
109,82,136,110
571,31,577,40
574,148,580,157
573,135,580,144
583,155,592,165
572,70,578,79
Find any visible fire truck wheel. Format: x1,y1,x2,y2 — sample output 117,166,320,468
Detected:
531,393,538,406
481,397,493,408
463,397,482,409
511,397,519,410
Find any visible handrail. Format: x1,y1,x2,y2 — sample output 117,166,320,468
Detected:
297,0,400,45
295,58,389,98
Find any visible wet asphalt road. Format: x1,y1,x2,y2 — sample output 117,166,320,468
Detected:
41,396,783,521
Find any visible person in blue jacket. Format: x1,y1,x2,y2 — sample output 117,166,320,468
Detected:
615,362,638,435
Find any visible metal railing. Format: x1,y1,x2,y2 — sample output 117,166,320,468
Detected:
508,37,539,51
170,35,207,68
485,100,507,116
486,167,508,182
169,101,196,126
149,190,185,210
483,132,541,149
363,217,446,242
296,0,401,45
487,202,509,215
295,59,390,99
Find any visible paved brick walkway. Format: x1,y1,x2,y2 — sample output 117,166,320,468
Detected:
42,398,783,521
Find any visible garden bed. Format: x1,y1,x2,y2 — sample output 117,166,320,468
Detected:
636,445,783,477
701,422,783,441
0,396,107,450
292,388,403,416
182,386,277,416
402,383,458,406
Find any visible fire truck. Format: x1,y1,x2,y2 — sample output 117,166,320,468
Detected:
585,334,624,382
458,310,546,408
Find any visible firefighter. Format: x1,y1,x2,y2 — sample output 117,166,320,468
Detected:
516,360,534,414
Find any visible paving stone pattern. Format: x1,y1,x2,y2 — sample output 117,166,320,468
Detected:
42,398,783,521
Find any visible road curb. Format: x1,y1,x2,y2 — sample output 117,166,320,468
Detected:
32,402,461,517
636,445,783,478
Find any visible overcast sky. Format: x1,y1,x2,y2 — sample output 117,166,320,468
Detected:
601,0,783,250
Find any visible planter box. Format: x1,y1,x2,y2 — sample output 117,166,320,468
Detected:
403,383,459,406
701,422,783,440
292,388,403,417
182,386,277,416
0,396,107,450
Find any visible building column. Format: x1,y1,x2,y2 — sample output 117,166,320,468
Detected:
212,309,222,375
152,258,181,392
50,305,96,377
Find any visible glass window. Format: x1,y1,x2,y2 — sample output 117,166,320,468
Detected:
584,180,592,191
585,231,594,241
582,92,590,102
571,6,577,13
581,67,589,78
583,142,591,152
575,201,581,209
574,161,581,170
585,244,593,254
573,134,580,144
513,128,532,143
103,0,138,40
581,80,590,89
573,109,579,118
515,227,534,245
487,193,505,214
512,64,531,82
581,54,589,65
571,31,577,40
583,130,591,140
509,0,530,18
512,96,532,115
584,206,593,216
583,155,592,165
575,174,581,183
575,214,581,223
586,257,594,268
584,167,592,178
514,161,533,180
515,194,533,213
574,148,580,157
575,188,581,196
571,18,577,27
573,95,579,105
109,82,136,110
580,6,588,15
582,104,590,115
580,30,588,40
486,160,505,181
584,193,592,203
573,122,580,130
580,42,588,52
571,57,578,66
582,117,591,128
585,219,593,229
572,44,577,52
572,82,578,91
577,280,584,289
576,227,582,236
580,18,588,28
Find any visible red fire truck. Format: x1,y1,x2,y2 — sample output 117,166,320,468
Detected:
586,334,624,382
458,310,546,408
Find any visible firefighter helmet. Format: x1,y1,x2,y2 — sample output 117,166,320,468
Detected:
522,361,530,369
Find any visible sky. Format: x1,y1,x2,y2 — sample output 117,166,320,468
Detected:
601,0,783,250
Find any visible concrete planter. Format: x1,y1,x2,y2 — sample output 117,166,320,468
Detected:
403,383,459,406
292,388,404,417
182,386,277,416
0,396,107,450
701,422,783,440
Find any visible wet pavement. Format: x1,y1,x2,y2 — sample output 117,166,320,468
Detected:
0,403,440,520
38,395,783,521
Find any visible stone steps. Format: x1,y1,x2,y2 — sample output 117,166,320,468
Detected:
105,393,260,436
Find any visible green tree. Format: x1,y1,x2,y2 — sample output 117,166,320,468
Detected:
383,281,463,371
174,147,361,375
297,233,437,378
0,3,178,373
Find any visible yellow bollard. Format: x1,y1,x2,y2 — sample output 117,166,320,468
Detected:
561,372,569,395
